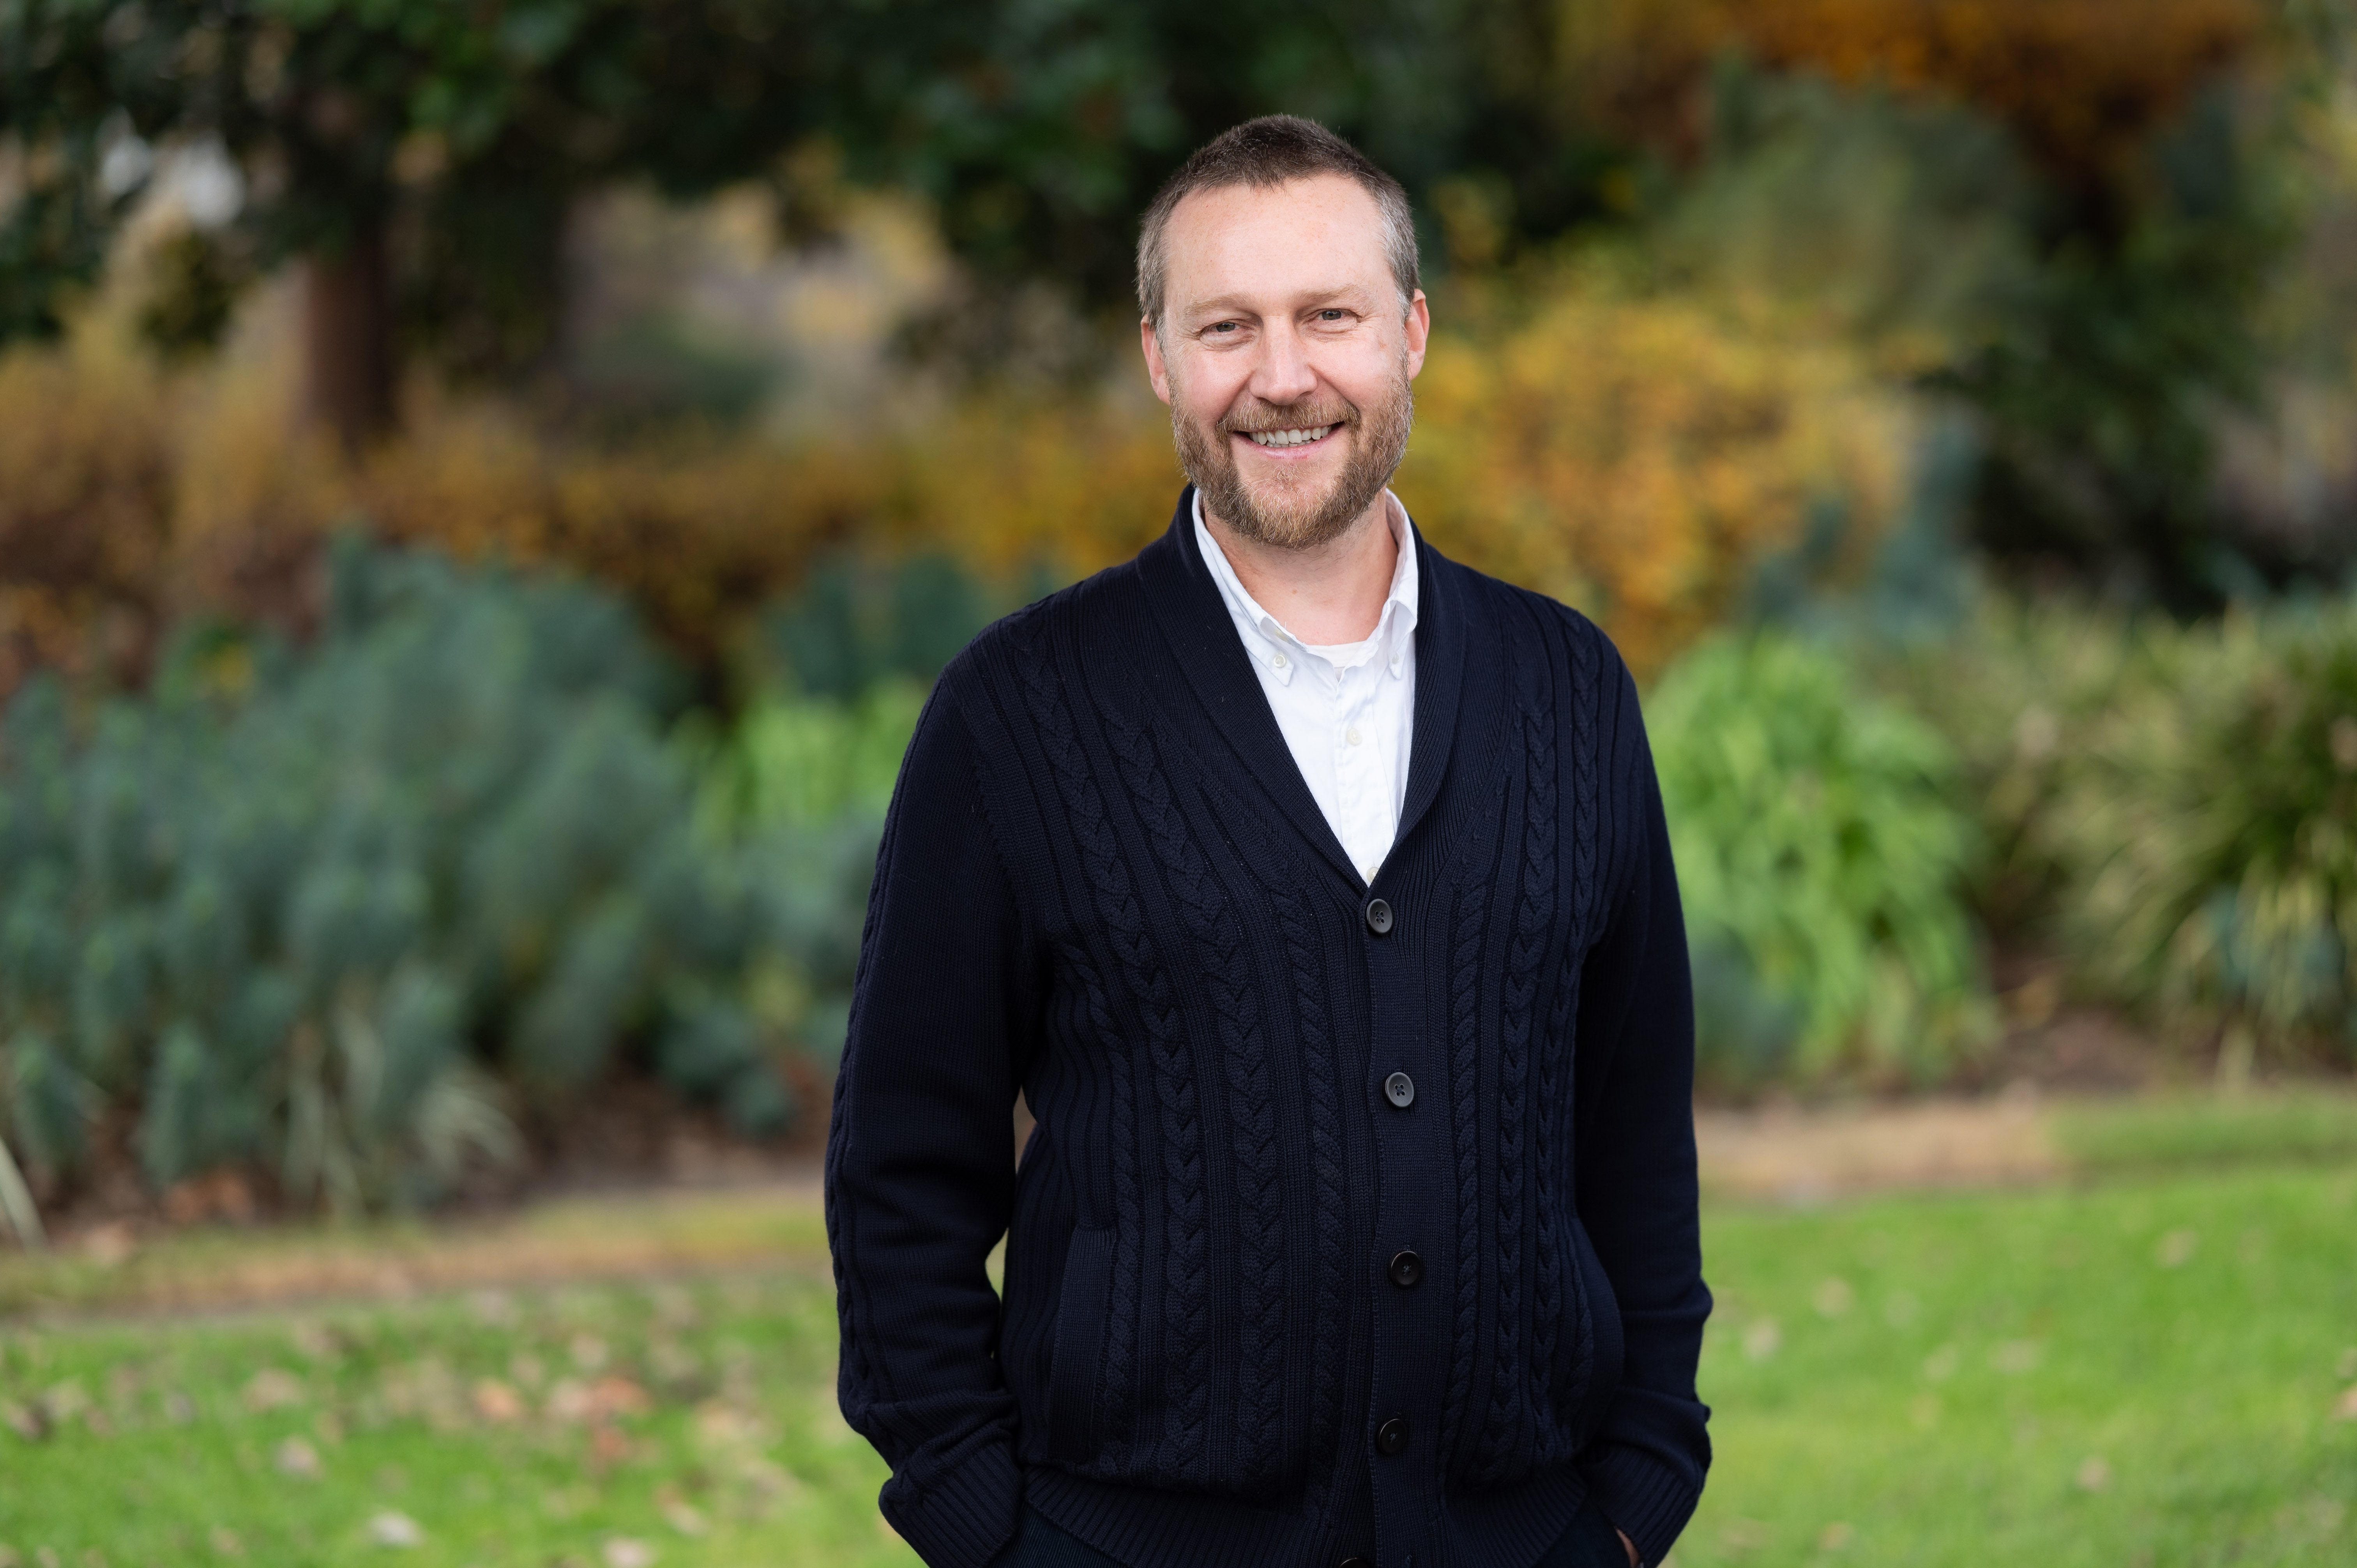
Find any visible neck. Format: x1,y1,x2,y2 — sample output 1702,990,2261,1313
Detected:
1202,492,1399,645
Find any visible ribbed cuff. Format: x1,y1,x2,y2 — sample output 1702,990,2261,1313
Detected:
1583,1442,1702,1567
880,1434,1023,1568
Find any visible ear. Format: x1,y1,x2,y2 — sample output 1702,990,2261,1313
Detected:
1402,290,1431,381
1140,316,1174,406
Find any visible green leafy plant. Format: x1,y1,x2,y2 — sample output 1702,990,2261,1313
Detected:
2042,601,2357,1075
0,539,862,1221
1651,630,1992,1090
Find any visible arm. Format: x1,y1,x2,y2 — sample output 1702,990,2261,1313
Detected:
827,691,1041,1568
1571,663,1713,1567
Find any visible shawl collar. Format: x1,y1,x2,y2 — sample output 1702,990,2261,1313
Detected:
1135,487,1468,892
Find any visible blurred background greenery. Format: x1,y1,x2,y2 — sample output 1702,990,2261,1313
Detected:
4,1,2357,1563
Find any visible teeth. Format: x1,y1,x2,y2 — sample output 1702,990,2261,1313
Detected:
1247,425,1335,448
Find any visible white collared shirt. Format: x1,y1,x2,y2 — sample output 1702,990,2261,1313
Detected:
1193,489,1419,886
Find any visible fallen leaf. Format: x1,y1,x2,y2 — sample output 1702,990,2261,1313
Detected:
471,1380,525,1423
1741,1320,1781,1361
2331,1385,2357,1421
602,1540,656,1568
207,1526,243,1557
40,1383,88,1423
588,1424,633,1467
2077,1455,2113,1492
0,1543,18,1567
661,1501,708,1538
589,1377,651,1418
569,1335,609,1374
546,1379,592,1423
1817,1521,1853,1550
365,1511,423,1549
241,1370,305,1413
275,1437,322,1480
2155,1229,2198,1268
2,1402,46,1443
1811,1279,1854,1318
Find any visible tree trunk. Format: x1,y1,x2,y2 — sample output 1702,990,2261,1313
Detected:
303,221,397,453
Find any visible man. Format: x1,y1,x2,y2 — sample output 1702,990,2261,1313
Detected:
827,116,1710,1568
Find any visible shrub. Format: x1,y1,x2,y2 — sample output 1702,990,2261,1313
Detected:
2036,601,2357,1072
0,541,856,1217
1650,630,1992,1089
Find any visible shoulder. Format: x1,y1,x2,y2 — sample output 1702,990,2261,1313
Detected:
1421,544,1636,712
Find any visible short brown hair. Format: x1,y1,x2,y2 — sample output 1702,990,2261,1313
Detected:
1135,115,1420,330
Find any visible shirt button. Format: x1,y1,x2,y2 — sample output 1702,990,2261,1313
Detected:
1272,652,1288,669
1389,1249,1425,1287
1364,898,1393,935
1384,1072,1415,1109
1376,1416,1408,1455
1345,725,1363,746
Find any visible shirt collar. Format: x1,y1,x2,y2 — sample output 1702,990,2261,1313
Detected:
1191,489,1420,689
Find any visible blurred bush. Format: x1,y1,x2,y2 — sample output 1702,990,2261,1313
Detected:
1924,599,2357,1075
1651,631,1992,1091
1411,279,1917,675
0,541,863,1215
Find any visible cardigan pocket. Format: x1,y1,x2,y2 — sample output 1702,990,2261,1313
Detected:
1047,1223,1117,1464
1560,1214,1625,1451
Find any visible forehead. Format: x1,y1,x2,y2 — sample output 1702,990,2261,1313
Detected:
1160,173,1391,312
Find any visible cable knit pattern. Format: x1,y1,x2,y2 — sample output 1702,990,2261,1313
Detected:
1472,703,1556,1483
1440,786,1505,1478
1553,612,1607,1437
1262,872,1350,1498
1104,707,1287,1491
824,507,1710,1568
1512,619,1566,1474
1012,629,1205,1482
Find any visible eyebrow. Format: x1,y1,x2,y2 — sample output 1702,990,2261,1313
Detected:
1180,285,1377,321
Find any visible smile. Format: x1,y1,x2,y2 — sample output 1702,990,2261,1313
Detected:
1242,425,1337,449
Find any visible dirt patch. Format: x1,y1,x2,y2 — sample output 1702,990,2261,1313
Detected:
1696,1092,2062,1202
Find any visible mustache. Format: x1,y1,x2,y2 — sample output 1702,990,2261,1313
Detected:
1218,398,1359,436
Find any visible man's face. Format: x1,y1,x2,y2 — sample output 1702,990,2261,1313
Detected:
1142,174,1431,552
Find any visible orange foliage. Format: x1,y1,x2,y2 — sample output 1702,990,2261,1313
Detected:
0,344,177,692
1405,284,1913,675
0,275,1914,695
1562,0,2268,176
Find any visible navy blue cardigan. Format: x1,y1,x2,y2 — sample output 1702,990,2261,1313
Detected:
827,494,1710,1568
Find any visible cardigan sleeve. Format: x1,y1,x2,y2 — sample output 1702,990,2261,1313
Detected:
826,687,1040,1568
1570,657,1714,1565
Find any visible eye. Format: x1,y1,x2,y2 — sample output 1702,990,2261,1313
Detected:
1315,308,1348,323
1206,321,1241,335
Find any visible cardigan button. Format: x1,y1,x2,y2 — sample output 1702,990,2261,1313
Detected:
1389,1249,1424,1288
1364,897,1393,935
1384,1072,1415,1109
1376,1416,1408,1455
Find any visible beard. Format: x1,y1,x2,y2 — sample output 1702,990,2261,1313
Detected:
1172,363,1414,552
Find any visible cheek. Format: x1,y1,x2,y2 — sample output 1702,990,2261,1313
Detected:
1175,355,1251,425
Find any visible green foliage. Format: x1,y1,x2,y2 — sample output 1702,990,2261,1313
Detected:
1651,631,1991,1090
1937,81,2302,604
695,685,922,839
2034,602,2357,1067
1660,63,2037,367
0,540,858,1212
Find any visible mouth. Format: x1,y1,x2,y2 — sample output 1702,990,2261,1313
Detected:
1234,423,1340,454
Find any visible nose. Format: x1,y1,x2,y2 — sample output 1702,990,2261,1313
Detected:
1249,317,1318,408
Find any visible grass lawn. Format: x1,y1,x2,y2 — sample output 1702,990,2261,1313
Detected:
1,1153,2351,1566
